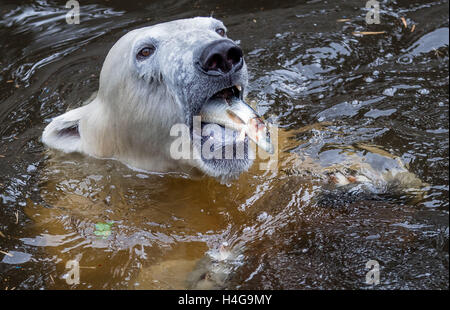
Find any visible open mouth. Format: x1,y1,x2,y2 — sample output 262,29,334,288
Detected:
197,85,274,155
208,85,243,103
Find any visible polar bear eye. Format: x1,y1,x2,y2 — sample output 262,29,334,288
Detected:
215,28,226,37
137,46,155,60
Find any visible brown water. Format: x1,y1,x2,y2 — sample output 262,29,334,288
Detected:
0,0,448,290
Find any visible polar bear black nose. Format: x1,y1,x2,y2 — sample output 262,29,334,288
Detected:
198,40,243,75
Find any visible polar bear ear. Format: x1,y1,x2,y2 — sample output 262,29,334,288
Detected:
42,106,86,154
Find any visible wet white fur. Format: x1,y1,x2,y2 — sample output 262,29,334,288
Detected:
43,17,235,176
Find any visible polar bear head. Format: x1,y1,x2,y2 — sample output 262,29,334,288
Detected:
43,17,256,180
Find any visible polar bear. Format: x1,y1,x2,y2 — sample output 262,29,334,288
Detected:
42,17,255,181
41,16,423,190
36,17,426,289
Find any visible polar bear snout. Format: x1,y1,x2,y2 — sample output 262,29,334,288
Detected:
197,39,244,76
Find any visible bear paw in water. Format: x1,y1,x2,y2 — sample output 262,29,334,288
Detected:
186,242,243,290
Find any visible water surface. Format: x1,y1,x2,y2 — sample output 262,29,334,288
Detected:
0,0,448,289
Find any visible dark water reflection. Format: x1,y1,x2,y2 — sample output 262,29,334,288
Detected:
0,0,448,289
